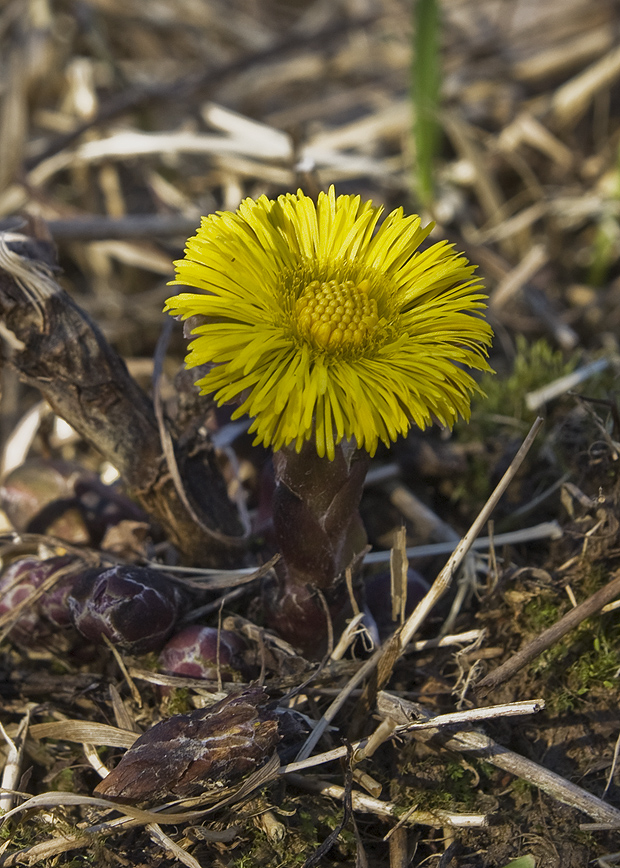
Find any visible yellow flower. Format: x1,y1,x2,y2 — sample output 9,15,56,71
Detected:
165,187,493,460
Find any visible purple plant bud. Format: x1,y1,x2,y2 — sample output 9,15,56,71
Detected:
262,572,350,657
159,626,248,682
0,558,43,644
38,568,78,627
94,687,280,802
68,565,183,653
0,555,77,643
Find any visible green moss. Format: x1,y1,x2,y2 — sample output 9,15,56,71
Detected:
233,855,257,868
465,336,578,438
450,336,581,511
554,629,620,711
0,818,36,847
394,753,480,813
532,614,620,713
522,596,563,634
230,795,359,868
162,687,193,716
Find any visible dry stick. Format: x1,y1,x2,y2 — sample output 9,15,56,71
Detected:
476,568,620,697
295,418,544,762
0,712,29,816
443,731,620,826
285,774,487,829
0,230,244,564
287,700,544,774
45,214,203,241
398,416,544,653
363,520,562,564
378,693,620,827
0,214,203,242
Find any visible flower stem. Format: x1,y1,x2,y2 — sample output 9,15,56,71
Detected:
264,441,369,655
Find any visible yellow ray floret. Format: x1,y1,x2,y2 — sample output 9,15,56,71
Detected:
165,186,493,460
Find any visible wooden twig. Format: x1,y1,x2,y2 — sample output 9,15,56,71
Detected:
0,711,29,816
397,417,544,653
39,214,203,242
0,228,245,564
286,697,545,774
284,773,487,828
377,692,620,827
363,520,562,564
476,568,620,696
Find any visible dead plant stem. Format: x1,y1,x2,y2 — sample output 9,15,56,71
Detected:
476,567,620,696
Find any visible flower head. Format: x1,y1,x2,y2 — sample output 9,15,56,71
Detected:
165,187,493,460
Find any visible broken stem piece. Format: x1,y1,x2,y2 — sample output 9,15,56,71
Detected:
0,229,245,564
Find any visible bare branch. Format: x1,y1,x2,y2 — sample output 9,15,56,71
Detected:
0,228,245,564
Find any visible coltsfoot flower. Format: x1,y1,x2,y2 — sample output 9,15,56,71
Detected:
165,187,493,460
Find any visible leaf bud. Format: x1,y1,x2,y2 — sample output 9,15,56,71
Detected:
68,565,183,653
0,555,78,643
159,625,249,682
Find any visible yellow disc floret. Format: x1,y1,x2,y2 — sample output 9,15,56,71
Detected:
295,278,380,352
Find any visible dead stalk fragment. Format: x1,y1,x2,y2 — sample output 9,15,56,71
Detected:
0,230,245,564
0,712,29,816
94,688,280,803
285,773,487,828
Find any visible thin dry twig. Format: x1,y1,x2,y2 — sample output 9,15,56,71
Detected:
0,711,29,816
285,698,544,774
363,521,562,564
397,417,544,653
284,773,487,829
377,692,620,826
476,568,620,696
294,418,544,762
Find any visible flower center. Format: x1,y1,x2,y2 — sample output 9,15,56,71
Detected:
294,278,379,351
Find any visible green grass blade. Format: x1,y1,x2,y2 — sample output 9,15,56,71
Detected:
412,0,441,209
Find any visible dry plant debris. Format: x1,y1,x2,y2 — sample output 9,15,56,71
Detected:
1,0,620,866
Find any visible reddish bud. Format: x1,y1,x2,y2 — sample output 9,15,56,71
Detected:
68,565,183,653
159,625,248,682
0,555,78,643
